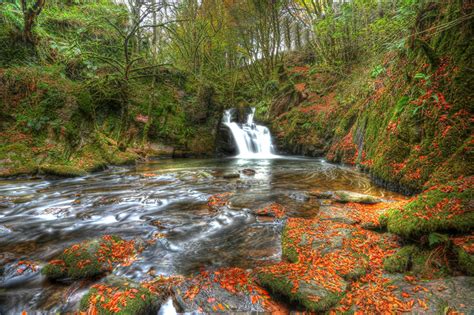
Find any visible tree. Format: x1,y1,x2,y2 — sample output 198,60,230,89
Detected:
20,0,45,44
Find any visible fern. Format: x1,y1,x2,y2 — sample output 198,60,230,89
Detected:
0,2,23,30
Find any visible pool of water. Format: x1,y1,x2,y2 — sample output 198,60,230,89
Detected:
0,157,402,313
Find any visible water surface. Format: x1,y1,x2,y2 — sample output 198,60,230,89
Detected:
0,157,402,313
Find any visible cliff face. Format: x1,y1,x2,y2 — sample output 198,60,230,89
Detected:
269,2,473,194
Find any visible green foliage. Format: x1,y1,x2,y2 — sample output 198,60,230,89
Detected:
371,65,385,78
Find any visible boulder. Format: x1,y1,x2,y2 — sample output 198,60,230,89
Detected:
42,235,139,280
80,277,159,314
333,191,381,204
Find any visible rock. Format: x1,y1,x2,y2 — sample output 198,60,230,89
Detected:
92,196,120,207
253,203,286,219
42,235,138,281
1,259,40,288
79,277,160,314
241,168,256,176
388,275,474,314
360,221,383,231
257,272,347,312
216,125,237,156
309,190,334,199
319,206,359,225
223,173,240,179
333,191,381,204
288,191,310,202
42,207,70,217
173,271,267,313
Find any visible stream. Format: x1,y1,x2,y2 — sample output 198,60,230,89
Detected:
0,157,403,313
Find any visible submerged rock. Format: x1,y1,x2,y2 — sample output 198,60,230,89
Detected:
288,191,310,202
223,173,240,179
241,168,256,176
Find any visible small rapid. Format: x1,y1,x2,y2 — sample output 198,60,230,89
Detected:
223,108,277,159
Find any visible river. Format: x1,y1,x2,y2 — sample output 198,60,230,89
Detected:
0,157,402,313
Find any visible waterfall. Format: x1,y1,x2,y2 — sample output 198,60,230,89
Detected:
222,108,277,159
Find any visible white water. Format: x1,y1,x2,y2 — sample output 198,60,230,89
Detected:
223,108,278,159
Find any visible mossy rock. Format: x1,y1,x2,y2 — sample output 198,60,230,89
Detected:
42,235,136,280
39,163,87,177
383,245,419,273
454,246,474,276
257,272,346,312
80,279,159,315
381,178,474,239
384,244,452,277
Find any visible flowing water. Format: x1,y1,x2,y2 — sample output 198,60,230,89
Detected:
0,157,403,313
222,109,276,159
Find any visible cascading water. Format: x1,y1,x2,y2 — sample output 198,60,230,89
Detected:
223,108,278,159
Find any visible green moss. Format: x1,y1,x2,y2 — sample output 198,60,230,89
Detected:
282,226,299,263
454,246,474,276
382,178,474,239
79,280,158,315
257,272,342,312
384,245,418,273
39,164,87,177
42,236,135,280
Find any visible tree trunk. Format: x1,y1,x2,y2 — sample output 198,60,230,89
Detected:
20,0,46,45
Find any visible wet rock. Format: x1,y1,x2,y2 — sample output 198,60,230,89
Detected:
333,191,381,204
92,196,120,207
42,207,70,217
216,125,237,156
252,203,286,219
79,277,160,314
223,173,240,179
309,190,333,199
241,168,256,176
288,191,310,202
0,260,40,288
388,275,474,314
42,235,138,281
11,195,34,204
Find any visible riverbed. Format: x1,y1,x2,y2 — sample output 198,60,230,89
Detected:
0,157,402,313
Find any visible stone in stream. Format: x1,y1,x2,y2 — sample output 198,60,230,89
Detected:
79,276,161,314
223,173,240,179
333,191,381,204
42,235,141,281
288,191,310,202
172,269,268,313
241,168,256,176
